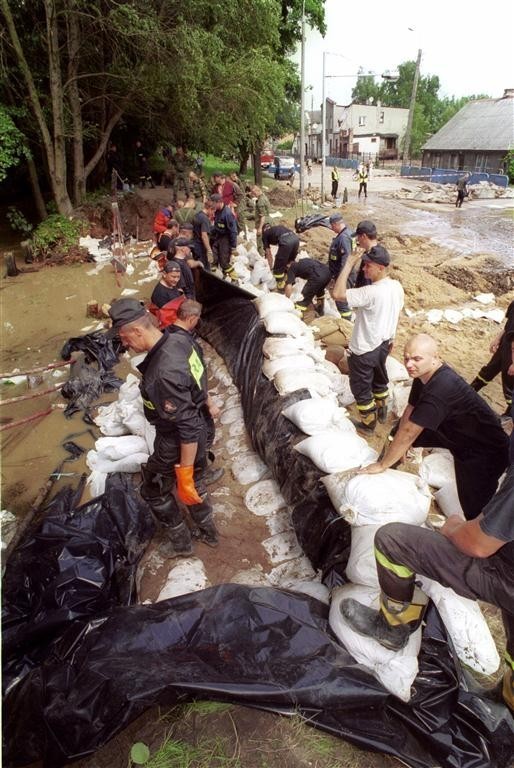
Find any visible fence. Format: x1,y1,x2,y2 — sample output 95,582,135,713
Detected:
400,166,509,188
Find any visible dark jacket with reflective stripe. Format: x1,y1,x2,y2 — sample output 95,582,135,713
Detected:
137,328,208,443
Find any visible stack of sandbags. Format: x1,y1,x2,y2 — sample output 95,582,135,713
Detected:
419,449,465,518
308,315,352,347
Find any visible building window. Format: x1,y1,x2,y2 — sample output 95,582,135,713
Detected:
371,137,377,143
358,115,366,126
379,111,384,123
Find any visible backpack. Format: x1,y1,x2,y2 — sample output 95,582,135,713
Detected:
148,295,186,329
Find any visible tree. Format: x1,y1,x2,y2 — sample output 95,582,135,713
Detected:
0,105,28,181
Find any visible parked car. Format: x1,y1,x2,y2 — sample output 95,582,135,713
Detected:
271,156,296,180
260,151,274,169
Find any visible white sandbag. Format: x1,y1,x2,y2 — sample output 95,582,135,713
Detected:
231,452,269,484
337,374,355,407
253,292,298,318
426,309,443,324
314,360,347,395
274,369,333,398
323,469,431,526
434,482,465,518
220,405,244,425
263,336,315,359
244,479,286,516
287,579,330,604
238,281,264,297
262,531,303,564
87,450,149,474
330,584,421,702
295,431,378,474
443,308,463,324
157,558,210,600
282,398,352,436
262,311,311,338
419,450,455,489
86,469,108,497
418,576,500,675
262,354,315,380
95,434,148,461
232,262,251,281
474,292,495,305
122,408,148,438
251,258,274,286
322,294,342,318
392,382,411,417
386,356,409,382
94,403,128,436
482,308,505,323
345,525,381,588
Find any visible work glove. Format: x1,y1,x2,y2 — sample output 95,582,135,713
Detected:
174,465,202,505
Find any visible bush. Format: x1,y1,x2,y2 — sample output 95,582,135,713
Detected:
276,140,293,151
31,214,86,258
503,150,514,184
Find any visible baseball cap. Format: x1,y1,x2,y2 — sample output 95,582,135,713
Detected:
163,261,181,273
210,193,222,202
174,236,191,247
352,220,377,238
179,223,193,231
329,212,344,224
107,298,146,336
361,244,390,267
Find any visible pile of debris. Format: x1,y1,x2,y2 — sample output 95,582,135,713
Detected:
387,181,514,204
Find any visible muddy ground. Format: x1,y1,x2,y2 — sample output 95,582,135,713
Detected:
1,178,513,768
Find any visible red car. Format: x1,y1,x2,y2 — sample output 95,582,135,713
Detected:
260,152,274,169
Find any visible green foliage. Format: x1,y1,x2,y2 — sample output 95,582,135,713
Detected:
276,140,293,150
31,215,85,258
0,105,29,181
6,206,33,236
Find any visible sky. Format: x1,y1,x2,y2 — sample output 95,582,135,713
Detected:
296,0,514,111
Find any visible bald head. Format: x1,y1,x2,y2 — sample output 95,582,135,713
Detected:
404,334,442,382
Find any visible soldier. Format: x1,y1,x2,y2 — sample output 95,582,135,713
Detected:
251,185,270,257
172,146,190,201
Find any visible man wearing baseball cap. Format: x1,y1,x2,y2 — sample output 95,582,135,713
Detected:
351,220,378,289
150,261,183,309
106,298,219,556
332,243,404,432
210,193,238,281
328,213,355,320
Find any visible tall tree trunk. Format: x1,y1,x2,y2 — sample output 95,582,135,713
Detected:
44,0,73,214
66,1,85,206
26,155,47,221
253,141,263,185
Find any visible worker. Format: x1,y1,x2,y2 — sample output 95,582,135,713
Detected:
210,193,238,281
157,219,179,253
455,173,471,208
470,300,514,419
332,245,404,432
174,197,196,226
261,223,300,291
357,164,368,200
331,166,339,199
340,460,514,714
284,257,331,316
361,333,510,520
153,205,174,244
251,185,270,257
192,198,215,269
107,298,220,556
328,213,354,320
167,236,204,300
150,261,183,309
172,147,190,201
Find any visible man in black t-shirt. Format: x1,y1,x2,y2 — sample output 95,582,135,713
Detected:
284,258,331,316
192,199,214,269
150,262,183,308
340,462,514,713
262,224,300,291
361,333,510,519
471,300,514,419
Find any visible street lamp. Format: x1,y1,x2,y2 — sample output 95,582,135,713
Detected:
320,54,398,202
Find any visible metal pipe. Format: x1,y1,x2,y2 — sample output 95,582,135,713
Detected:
0,407,53,432
299,0,306,198
402,49,422,164
0,359,73,379
0,383,64,406
321,51,326,203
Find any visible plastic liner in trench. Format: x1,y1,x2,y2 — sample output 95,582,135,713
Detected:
3,272,513,767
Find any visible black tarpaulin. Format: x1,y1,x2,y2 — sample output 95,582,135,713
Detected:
3,272,513,768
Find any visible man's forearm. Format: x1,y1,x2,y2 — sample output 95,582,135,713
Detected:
380,420,424,469
179,442,198,466
332,259,355,301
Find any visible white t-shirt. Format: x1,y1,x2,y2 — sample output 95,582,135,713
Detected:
346,277,404,355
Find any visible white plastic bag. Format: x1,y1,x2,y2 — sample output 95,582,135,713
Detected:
253,293,298,318
419,450,455,489
263,336,315,359
95,435,148,461
295,431,378,474
262,312,311,338
262,354,315,380
345,525,381,588
282,398,352,435
322,469,431,526
231,452,269,485
274,369,333,398
386,356,410,382
434,483,465,518
330,583,421,702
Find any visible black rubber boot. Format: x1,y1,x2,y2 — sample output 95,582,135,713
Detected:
159,522,193,557
204,466,225,486
350,412,377,434
376,396,389,424
190,508,219,548
340,598,411,650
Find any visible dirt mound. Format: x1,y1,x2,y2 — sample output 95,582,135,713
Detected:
267,185,297,208
79,191,170,240
427,257,513,296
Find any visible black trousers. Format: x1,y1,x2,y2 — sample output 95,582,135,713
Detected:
212,235,232,274
348,340,390,409
331,180,339,198
297,265,331,307
141,428,212,528
273,235,300,276
358,181,367,198
412,430,509,520
456,190,465,207
477,342,514,403
374,492,514,663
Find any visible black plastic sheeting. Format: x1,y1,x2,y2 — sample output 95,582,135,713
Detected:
294,213,331,233
3,273,513,767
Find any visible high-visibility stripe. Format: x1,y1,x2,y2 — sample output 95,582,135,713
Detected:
357,401,376,412
380,597,424,626
373,391,389,400
375,546,414,579
506,650,514,670
477,374,490,384
142,397,156,410
188,348,205,388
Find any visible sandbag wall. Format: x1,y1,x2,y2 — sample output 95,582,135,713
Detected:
196,271,352,580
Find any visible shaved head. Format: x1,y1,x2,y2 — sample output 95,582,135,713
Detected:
404,334,442,382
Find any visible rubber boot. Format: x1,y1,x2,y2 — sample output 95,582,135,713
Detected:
315,298,325,317
294,303,308,316
203,465,225,486
191,507,219,548
350,410,377,434
340,589,428,651
159,521,193,558
273,273,286,292
469,376,486,392
502,665,514,713
339,310,353,320
375,395,389,424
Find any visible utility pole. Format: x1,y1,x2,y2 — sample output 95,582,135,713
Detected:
402,48,422,165
299,1,306,197
320,51,326,203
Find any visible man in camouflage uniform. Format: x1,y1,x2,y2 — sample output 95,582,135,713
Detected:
172,147,190,201
251,185,270,257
